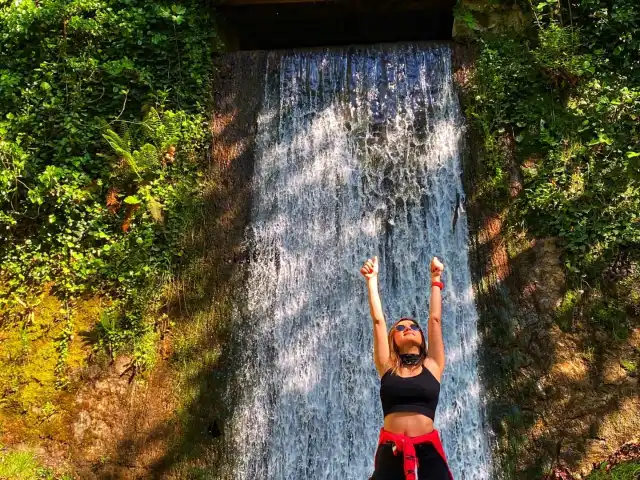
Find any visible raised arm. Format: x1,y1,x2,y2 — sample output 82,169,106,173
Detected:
426,256,445,380
360,256,389,377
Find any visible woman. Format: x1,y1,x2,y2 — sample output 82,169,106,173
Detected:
361,255,453,480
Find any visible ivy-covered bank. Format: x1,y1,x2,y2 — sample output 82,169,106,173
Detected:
456,0,640,478
0,0,218,441
463,0,639,275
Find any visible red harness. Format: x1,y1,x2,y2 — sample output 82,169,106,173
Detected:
376,428,454,480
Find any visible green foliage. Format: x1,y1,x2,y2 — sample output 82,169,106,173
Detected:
590,299,630,340
555,288,581,331
616,268,640,316
96,295,159,370
0,450,38,479
466,0,640,471
619,359,636,375
465,0,640,277
586,461,640,480
454,2,482,32
0,449,44,480
0,446,73,479
54,306,74,389
554,285,636,338
462,2,639,478
97,307,126,360
0,0,218,370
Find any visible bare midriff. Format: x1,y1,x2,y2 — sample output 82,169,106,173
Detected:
383,412,434,437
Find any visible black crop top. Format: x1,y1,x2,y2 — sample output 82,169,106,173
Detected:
380,366,441,420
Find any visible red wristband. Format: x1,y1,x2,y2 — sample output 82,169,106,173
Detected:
431,281,444,290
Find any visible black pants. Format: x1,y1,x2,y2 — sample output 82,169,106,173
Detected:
370,442,450,480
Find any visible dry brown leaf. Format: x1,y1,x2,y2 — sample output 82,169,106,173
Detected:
106,187,121,215
122,204,140,232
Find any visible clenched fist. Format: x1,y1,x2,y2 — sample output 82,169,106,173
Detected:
430,256,444,280
360,256,379,280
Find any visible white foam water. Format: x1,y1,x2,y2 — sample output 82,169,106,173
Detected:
223,44,491,480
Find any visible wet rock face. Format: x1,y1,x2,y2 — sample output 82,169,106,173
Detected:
73,357,132,458
527,238,566,319
467,219,640,478
70,356,178,478
464,189,640,477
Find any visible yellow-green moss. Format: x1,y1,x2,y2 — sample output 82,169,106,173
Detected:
0,289,102,442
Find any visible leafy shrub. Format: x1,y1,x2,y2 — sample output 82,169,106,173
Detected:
465,0,640,277
0,0,219,369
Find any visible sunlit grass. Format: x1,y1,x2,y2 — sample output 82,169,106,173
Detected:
0,450,39,480
586,461,640,480
0,446,72,480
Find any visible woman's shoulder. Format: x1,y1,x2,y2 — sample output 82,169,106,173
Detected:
422,357,442,382
379,366,393,380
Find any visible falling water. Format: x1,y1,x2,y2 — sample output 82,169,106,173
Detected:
223,44,491,479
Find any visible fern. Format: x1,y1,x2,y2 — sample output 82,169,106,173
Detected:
119,122,140,155
137,108,182,152
142,107,163,141
133,143,160,172
102,129,129,158
102,129,141,178
160,110,181,151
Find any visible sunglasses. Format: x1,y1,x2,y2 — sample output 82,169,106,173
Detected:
394,324,421,332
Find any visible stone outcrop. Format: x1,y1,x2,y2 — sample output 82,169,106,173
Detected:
454,41,640,479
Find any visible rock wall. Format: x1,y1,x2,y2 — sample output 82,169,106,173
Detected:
453,0,527,39
42,52,267,479
453,41,640,479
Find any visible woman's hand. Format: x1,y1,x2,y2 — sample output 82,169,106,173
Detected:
430,256,444,280
360,256,379,281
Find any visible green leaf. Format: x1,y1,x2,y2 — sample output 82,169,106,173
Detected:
124,195,141,205
588,133,613,146
626,152,640,158
147,195,164,223
41,82,51,91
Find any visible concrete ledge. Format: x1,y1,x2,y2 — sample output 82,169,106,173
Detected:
217,0,455,50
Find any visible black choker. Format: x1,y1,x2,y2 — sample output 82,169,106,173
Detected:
399,353,421,366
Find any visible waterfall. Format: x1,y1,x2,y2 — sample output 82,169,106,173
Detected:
223,44,491,480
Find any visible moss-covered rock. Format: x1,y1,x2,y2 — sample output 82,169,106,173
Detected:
0,288,101,444
453,0,527,39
